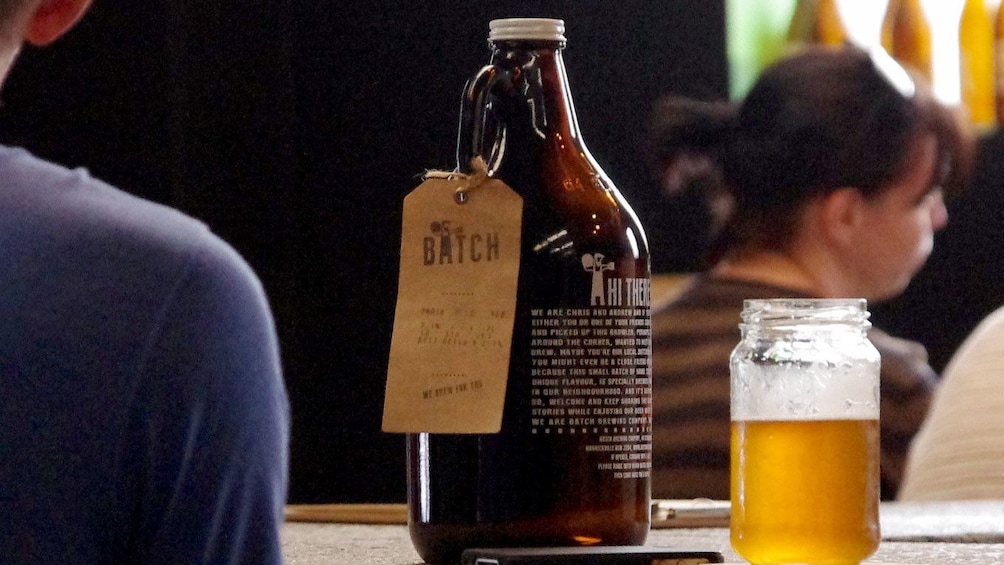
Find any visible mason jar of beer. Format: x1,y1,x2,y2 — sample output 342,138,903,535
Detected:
407,18,652,564
730,299,880,565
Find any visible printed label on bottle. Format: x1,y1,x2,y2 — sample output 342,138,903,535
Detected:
383,175,522,433
529,259,653,479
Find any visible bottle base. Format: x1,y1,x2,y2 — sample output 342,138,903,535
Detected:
410,514,649,564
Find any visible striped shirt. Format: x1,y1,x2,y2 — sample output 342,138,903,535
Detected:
651,275,936,500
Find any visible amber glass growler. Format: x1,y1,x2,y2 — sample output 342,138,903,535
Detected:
407,18,652,564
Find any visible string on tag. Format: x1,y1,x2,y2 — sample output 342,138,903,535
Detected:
423,156,490,204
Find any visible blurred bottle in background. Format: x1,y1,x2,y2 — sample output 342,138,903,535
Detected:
882,0,934,82
959,0,996,129
733,0,1002,130
787,0,848,50
995,0,1004,126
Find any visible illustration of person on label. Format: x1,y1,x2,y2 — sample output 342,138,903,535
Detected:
432,221,461,247
582,253,614,305
428,220,463,265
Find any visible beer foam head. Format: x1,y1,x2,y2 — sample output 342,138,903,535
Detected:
731,356,879,421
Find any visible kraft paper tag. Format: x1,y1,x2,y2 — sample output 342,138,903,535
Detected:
382,170,522,433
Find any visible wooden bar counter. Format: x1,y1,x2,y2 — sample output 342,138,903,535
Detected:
281,500,1004,564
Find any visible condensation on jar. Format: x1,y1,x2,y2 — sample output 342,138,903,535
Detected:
730,298,880,423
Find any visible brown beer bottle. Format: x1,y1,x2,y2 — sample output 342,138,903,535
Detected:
786,0,848,49
407,18,652,564
960,0,996,129
995,0,1004,125
881,0,933,83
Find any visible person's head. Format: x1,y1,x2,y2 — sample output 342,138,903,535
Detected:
650,45,975,301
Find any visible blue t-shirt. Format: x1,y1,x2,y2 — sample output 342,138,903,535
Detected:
0,146,290,563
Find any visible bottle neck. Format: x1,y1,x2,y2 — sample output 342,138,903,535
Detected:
489,41,582,143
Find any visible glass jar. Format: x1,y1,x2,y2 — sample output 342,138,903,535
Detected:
730,298,880,565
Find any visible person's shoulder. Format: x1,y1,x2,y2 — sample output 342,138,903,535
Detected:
0,145,206,237
656,274,730,311
0,145,265,315
652,275,743,339
868,327,938,394
868,327,930,365
655,274,803,316
0,145,235,267
963,305,1004,344
940,304,1004,379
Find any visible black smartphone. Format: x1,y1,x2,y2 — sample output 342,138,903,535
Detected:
460,546,725,565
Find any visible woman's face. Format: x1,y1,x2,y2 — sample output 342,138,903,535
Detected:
854,133,945,301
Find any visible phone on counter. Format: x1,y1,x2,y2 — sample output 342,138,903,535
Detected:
460,546,725,565
651,499,731,529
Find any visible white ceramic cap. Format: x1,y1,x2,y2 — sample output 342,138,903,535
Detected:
488,18,566,42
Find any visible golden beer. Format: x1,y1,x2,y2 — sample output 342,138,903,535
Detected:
731,419,880,565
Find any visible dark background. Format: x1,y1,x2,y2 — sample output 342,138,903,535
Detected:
0,1,999,503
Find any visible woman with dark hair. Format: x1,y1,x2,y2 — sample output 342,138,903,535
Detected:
649,45,975,501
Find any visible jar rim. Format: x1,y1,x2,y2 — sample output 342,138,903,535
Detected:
740,298,870,327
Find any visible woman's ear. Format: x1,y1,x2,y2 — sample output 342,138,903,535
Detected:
817,187,865,249
24,0,92,46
